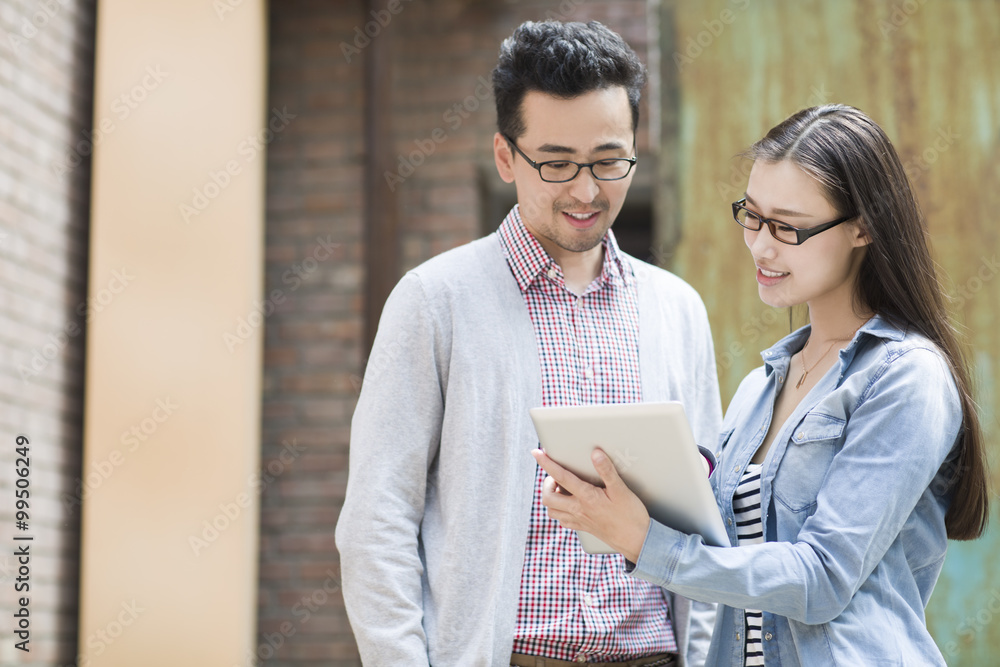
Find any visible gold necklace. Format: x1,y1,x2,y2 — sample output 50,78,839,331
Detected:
795,319,869,389
795,338,839,388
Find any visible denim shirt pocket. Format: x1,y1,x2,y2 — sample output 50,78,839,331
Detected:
772,412,846,513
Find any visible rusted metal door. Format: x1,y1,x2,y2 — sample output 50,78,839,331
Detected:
656,1,1000,662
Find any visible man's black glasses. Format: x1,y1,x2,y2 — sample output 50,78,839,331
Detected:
503,134,637,183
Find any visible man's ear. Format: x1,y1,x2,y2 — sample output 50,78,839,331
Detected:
494,132,515,184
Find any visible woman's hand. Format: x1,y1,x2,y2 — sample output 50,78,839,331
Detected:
531,447,650,563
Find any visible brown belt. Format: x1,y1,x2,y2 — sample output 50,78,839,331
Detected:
510,652,676,667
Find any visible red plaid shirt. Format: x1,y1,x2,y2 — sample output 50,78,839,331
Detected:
500,206,678,661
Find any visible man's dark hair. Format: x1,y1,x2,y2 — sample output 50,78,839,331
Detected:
492,20,647,140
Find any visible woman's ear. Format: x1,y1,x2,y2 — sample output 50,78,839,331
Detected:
494,132,515,184
852,218,873,247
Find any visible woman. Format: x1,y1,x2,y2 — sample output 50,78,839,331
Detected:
532,104,990,666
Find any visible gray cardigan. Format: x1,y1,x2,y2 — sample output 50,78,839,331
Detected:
335,233,723,666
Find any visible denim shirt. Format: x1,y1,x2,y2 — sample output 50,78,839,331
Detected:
628,315,961,666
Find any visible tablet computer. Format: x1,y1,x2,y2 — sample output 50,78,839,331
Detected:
529,401,729,554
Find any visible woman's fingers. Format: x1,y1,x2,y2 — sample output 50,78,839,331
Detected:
540,476,585,528
532,448,590,496
531,446,649,561
590,448,627,494
541,474,564,500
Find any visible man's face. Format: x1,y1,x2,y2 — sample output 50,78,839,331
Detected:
493,87,635,261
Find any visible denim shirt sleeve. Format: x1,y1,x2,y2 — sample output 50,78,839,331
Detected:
627,344,961,625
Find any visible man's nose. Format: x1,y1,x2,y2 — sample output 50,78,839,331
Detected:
567,167,600,203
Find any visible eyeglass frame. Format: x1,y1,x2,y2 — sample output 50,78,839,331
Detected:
732,198,857,245
502,134,638,183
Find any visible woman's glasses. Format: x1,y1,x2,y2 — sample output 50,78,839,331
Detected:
732,198,856,245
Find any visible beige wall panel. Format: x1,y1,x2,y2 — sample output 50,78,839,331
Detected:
80,0,267,664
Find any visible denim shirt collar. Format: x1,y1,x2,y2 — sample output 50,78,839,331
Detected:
760,314,905,381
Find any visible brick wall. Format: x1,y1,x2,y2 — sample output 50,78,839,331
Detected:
0,0,96,664
260,2,651,664
259,2,365,665
391,0,652,271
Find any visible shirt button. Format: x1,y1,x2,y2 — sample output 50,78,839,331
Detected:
778,375,784,383
796,433,804,441
765,632,773,641
583,367,594,380
736,632,741,640
727,518,733,526
574,657,587,663
582,594,595,606
547,267,557,279
576,297,584,309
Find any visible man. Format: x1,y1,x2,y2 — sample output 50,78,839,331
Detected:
336,20,722,666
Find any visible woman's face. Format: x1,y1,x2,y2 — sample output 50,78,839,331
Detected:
742,160,869,313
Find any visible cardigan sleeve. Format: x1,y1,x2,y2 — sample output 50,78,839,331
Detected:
334,272,443,667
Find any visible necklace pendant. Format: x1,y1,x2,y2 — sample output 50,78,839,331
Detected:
795,371,807,389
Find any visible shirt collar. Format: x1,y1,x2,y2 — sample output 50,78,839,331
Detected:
497,204,632,293
760,313,905,375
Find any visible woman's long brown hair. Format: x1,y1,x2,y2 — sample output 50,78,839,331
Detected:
744,104,989,540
